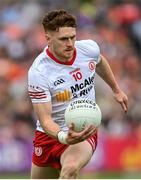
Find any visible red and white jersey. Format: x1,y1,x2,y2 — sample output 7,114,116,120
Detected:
28,40,101,132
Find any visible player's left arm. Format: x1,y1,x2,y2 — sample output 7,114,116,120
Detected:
96,54,128,113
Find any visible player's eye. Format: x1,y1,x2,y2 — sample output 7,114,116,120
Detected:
59,37,68,41
71,36,75,40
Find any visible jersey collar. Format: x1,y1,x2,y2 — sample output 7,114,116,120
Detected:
46,48,76,65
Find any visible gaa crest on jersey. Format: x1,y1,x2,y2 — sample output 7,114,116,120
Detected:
54,79,65,86
35,147,42,156
89,61,95,71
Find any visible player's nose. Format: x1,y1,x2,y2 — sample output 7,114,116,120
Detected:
66,38,73,47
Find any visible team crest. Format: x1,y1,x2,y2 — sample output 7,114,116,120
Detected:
35,147,42,156
89,61,95,71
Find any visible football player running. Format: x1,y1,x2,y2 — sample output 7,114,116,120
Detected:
28,9,128,179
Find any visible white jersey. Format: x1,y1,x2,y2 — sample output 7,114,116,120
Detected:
28,39,101,132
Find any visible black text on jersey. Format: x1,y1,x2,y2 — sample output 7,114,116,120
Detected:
54,79,65,86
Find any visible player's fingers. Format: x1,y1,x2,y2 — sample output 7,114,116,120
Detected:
121,101,127,113
81,125,96,136
68,123,75,131
68,124,96,141
82,125,94,133
85,127,96,137
124,97,128,108
124,98,128,111
68,123,75,136
81,127,96,140
120,94,128,113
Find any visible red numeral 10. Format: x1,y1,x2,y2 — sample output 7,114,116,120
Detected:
72,71,82,81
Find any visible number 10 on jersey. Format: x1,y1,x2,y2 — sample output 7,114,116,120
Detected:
72,71,82,81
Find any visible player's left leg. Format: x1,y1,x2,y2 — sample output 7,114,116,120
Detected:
59,140,93,179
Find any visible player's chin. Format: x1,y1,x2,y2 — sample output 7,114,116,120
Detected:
64,51,73,57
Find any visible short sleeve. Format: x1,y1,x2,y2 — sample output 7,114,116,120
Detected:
76,40,101,64
86,40,101,64
28,68,51,103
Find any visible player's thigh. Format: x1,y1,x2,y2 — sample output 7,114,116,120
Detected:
60,140,93,169
31,162,60,179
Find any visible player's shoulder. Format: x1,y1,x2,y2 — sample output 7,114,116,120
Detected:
28,53,47,84
75,39,100,58
28,47,48,74
75,39,100,51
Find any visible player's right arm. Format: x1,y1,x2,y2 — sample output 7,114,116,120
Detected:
33,102,61,138
28,67,62,139
32,102,96,144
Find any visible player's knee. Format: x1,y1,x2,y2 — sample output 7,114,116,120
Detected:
60,162,79,178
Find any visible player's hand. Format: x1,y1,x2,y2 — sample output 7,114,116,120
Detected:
113,89,128,113
66,123,97,145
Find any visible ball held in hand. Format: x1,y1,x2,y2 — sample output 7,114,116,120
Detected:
64,99,102,132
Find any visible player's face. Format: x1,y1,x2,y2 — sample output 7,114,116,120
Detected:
46,27,76,62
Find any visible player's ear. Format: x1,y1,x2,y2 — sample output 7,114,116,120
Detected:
45,32,51,46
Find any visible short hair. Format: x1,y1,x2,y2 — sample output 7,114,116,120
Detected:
42,9,77,32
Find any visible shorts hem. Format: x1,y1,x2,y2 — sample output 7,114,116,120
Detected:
32,160,61,169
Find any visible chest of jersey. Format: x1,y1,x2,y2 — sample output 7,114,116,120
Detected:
48,56,96,102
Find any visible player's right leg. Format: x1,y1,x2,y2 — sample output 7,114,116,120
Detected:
31,130,68,179
31,162,60,179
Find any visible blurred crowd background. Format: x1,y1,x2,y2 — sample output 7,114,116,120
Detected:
0,0,141,178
